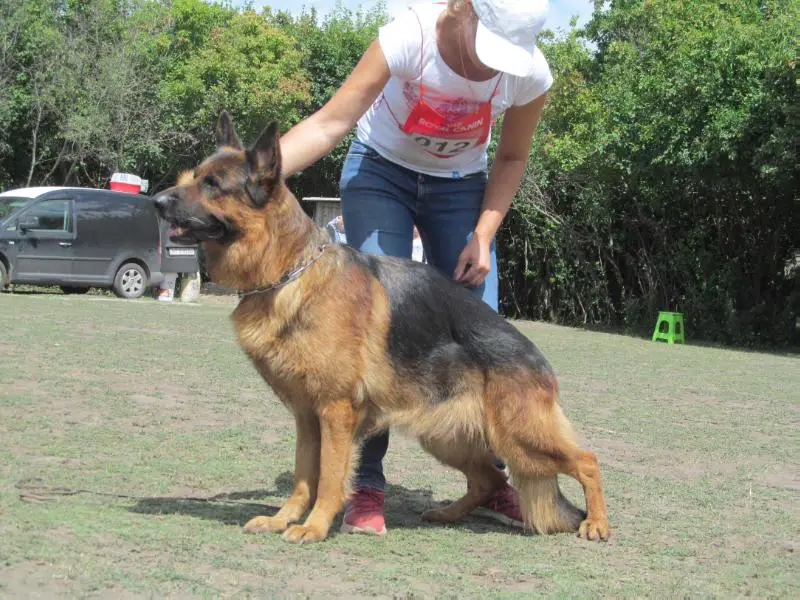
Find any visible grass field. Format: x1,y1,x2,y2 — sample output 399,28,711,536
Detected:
0,292,797,599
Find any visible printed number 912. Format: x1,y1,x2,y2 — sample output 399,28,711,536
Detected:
414,136,471,155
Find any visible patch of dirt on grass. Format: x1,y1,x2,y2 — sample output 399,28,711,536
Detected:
188,564,292,595
1,390,102,430
0,560,151,600
0,379,49,399
124,398,239,432
128,382,196,408
756,469,800,491
471,566,551,594
592,437,742,480
120,380,241,431
283,570,381,599
29,456,86,468
4,367,261,441
0,342,18,355
0,561,72,599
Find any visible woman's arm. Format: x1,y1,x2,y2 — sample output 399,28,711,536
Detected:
454,92,548,286
280,41,391,178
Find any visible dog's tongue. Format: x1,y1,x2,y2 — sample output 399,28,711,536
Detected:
168,225,186,237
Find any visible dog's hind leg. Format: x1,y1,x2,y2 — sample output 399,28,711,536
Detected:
511,445,609,541
418,436,507,524
562,448,609,540
282,398,358,543
244,409,320,534
487,377,610,541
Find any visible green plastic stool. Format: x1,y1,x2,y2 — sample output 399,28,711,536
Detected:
652,311,686,344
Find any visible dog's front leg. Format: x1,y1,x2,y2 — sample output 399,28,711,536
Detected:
282,399,357,543
244,410,320,534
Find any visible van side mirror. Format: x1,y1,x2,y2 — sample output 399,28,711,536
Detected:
19,216,40,231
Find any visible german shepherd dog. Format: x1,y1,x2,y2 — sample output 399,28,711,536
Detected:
153,112,610,544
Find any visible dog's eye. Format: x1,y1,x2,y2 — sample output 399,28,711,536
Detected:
203,174,219,189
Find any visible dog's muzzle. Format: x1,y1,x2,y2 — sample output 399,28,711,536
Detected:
153,192,176,218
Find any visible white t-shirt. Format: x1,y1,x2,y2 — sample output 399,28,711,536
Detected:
356,3,553,178
412,235,425,262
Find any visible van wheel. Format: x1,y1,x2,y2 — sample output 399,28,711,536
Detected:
0,262,7,290
113,263,147,299
60,286,90,295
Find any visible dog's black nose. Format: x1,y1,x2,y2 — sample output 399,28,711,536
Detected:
153,193,173,214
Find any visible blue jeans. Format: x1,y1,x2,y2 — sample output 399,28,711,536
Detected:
339,139,499,491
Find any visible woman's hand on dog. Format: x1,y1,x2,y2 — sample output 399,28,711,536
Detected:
454,233,492,287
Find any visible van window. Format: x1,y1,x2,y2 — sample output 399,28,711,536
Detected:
0,197,30,221
23,199,72,231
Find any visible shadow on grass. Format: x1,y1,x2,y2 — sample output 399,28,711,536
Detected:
128,471,294,526
129,471,517,536
3,289,65,296
3,287,117,298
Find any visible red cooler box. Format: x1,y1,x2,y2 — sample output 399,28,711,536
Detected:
109,173,142,194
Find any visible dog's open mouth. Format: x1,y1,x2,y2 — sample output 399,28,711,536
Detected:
166,218,232,244
167,225,187,238
167,224,198,244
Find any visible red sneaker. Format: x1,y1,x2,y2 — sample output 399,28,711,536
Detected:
472,482,525,529
340,487,387,536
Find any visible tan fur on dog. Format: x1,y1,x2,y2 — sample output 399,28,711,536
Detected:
154,113,611,543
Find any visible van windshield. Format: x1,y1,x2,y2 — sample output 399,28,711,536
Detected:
0,197,31,220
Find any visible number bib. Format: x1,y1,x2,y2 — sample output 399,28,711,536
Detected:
399,82,499,159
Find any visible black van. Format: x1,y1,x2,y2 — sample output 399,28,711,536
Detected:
0,187,199,298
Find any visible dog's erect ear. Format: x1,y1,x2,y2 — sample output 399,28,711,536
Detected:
215,111,243,150
245,121,282,206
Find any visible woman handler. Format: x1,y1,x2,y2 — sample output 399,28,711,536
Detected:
278,0,553,535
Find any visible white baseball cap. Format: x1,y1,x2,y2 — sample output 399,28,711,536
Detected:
471,0,549,78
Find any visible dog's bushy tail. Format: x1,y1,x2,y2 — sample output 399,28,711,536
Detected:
504,400,586,534
511,473,585,534
487,376,587,534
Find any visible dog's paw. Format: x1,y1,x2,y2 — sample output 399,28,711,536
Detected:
421,506,459,523
281,523,328,544
577,517,611,542
243,515,290,534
